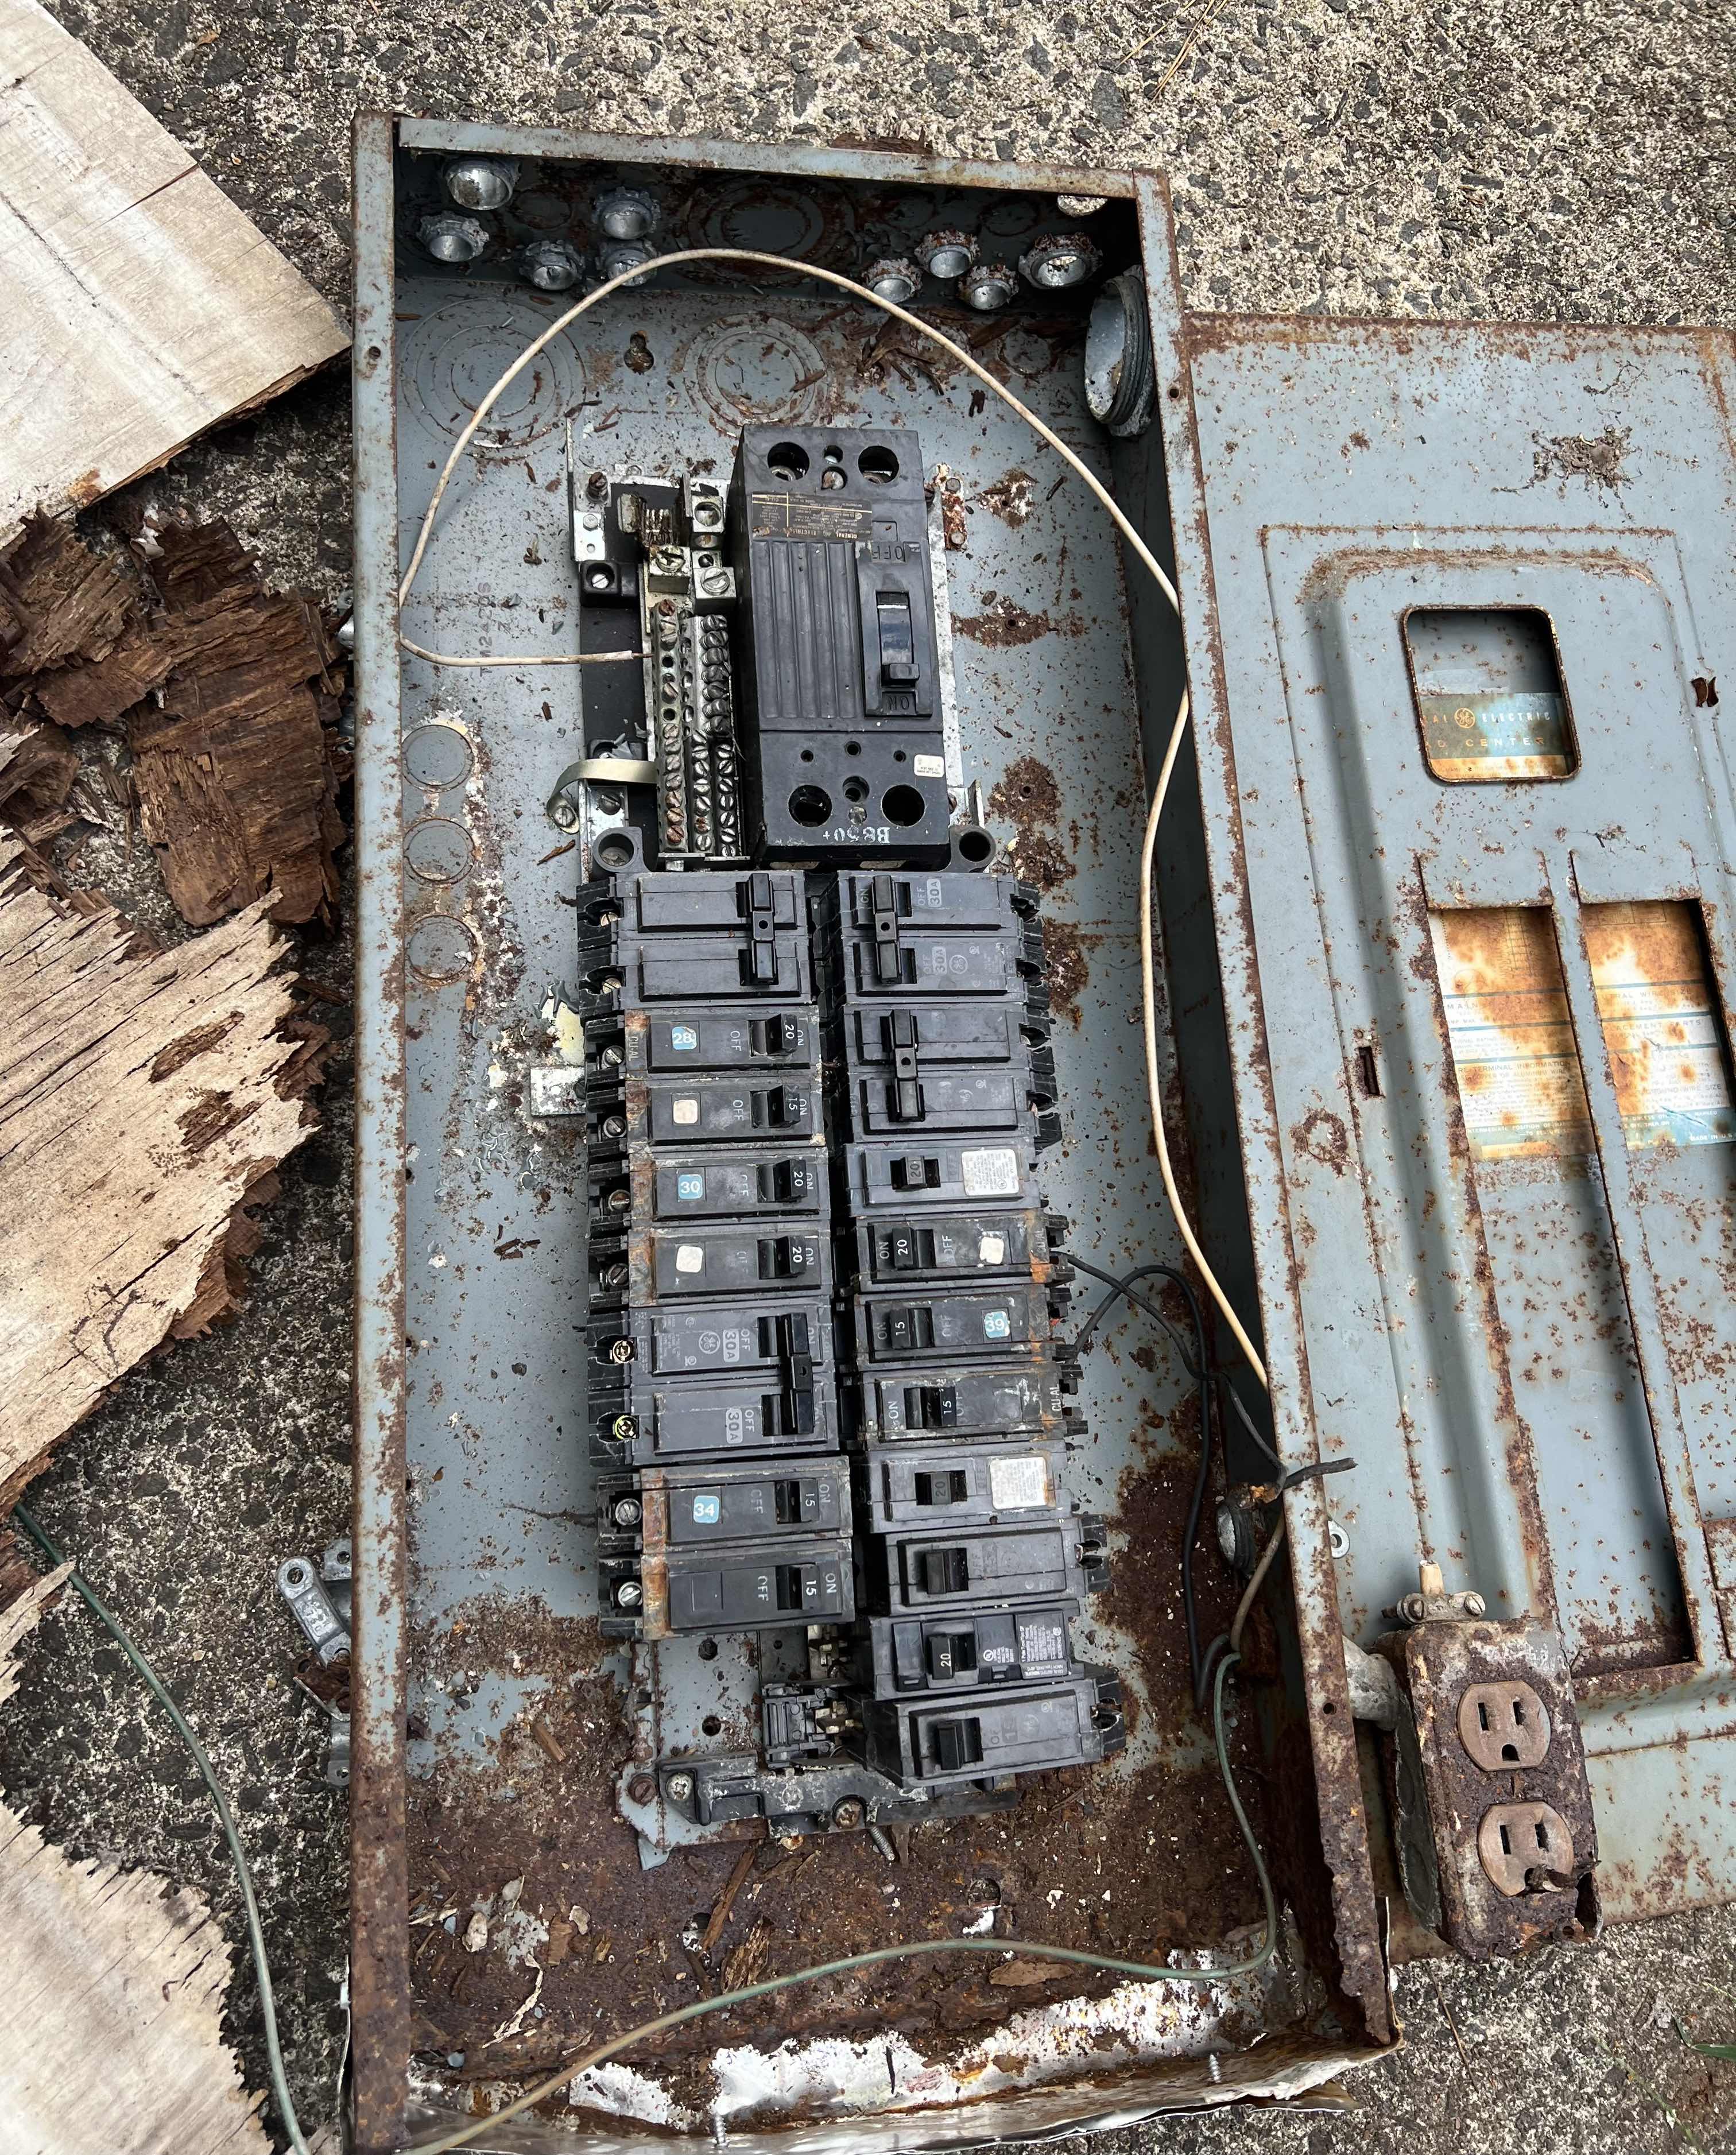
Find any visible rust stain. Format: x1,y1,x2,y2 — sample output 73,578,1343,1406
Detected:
952,603,1083,648
989,756,1075,896
1291,1107,1350,1177
1040,921,1099,1029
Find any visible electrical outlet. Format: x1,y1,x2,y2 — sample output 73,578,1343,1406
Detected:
1477,1800,1575,1896
1458,1679,1550,1770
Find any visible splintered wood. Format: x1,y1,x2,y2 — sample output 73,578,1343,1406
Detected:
0,837,323,1507
0,515,346,926
0,0,346,537
0,1567,270,2155
129,524,346,925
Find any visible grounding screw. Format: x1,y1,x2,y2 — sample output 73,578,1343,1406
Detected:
550,798,579,831
628,1775,656,1804
830,1797,867,1831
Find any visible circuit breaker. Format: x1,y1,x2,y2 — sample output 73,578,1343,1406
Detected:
729,426,953,865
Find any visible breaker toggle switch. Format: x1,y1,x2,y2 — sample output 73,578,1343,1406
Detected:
889,1010,923,1119
871,873,903,985
745,870,778,985
874,590,919,685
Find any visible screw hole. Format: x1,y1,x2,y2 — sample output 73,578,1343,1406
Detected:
766,441,809,481
701,1714,723,1737
881,783,924,826
698,1638,719,1661
788,784,832,827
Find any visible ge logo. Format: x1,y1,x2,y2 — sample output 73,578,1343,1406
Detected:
698,1330,722,1354
1452,706,1477,730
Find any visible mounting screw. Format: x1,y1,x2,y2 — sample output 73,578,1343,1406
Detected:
665,1771,694,1802
628,1774,656,1804
550,798,579,831
611,1495,642,1526
830,1797,866,1831
614,1578,643,1609
607,1338,634,1365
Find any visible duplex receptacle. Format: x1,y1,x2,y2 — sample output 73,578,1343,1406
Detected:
1478,1800,1575,1896
1458,1679,1549,1770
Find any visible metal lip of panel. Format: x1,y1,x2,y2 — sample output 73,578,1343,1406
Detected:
394,111,1141,200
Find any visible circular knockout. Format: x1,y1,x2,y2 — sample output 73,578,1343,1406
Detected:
404,816,475,884
881,784,925,827
406,914,478,986
401,722,474,789
787,784,832,827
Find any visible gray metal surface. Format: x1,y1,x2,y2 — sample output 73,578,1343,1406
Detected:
1150,304,1736,1929
351,121,1381,2149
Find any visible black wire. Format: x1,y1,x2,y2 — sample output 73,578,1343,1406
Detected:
1219,1370,1285,1471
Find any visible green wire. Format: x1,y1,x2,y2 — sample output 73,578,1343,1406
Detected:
11,1501,312,2155
402,1648,1274,2155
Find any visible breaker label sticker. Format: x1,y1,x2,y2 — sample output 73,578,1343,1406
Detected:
982,1308,1012,1340
960,1146,1021,1197
675,1243,706,1274
913,753,946,777
989,1454,1051,1509
977,1232,1007,1266
1015,1613,1068,1673
671,1095,700,1125
691,1493,722,1524
671,1025,699,1051
749,490,872,541
676,1171,705,1201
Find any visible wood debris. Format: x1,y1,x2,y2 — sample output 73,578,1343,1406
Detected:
0,1564,270,2153
0,0,346,538
129,525,346,927
0,514,134,681
0,514,348,927
0,835,324,1509
700,1838,761,1954
0,718,78,842
720,1917,772,1991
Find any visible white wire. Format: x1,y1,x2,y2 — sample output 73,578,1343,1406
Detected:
397,243,1268,1391
397,637,641,669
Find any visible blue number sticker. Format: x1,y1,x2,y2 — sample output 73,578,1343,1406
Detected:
676,1170,705,1201
671,1024,699,1051
983,1309,1011,1340
691,1493,721,1525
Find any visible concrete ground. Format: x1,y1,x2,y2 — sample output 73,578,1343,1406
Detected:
5,0,1736,2149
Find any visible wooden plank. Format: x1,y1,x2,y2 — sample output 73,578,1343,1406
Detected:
0,836,324,1507
0,1566,271,2155
0,0,347,537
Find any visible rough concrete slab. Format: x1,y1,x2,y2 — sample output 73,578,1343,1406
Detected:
3,2,1735,2148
